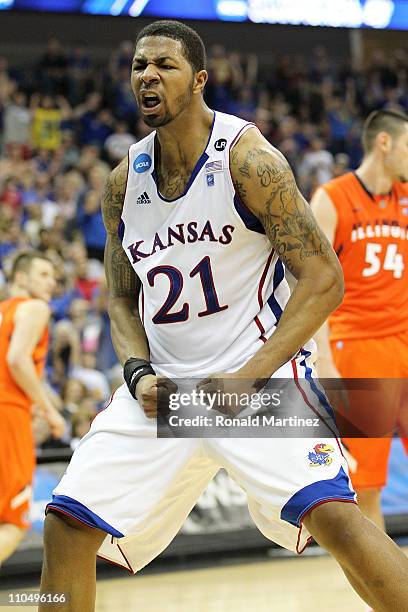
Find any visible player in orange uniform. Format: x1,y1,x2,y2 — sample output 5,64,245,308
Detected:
311,109,408,531
0,251,65,566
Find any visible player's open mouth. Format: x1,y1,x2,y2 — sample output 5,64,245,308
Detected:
141,93,162,113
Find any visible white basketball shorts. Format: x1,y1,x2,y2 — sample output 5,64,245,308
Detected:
46,354,356,573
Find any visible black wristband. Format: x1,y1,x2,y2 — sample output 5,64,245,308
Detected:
123,358,155,399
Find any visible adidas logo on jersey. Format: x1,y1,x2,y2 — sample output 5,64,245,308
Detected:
136,192,151,205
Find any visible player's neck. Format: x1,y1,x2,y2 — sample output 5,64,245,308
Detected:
9,286,30,298
155,102,214,171
355,157,393,195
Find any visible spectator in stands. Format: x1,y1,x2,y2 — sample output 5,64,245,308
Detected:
92,279,117,372
38,38,68,96
2,91,32,151
104,121,136,163
75,92,113,147
113,66,138,124
71,351,110,404
76,189,106,262
50,272,76,322
75,144,100,174
61,378,88,420
110,39,134,74
332,152,350,178
54,171,82,221
230,86,257,122
31,94,71,152
72,256,99,301
51,318,81,388
206,44,237,114
0,220,26,262
0,142,32,185
298,137,334,198
0,177,22,219
70,405,96,450
326,94,354,153
67,42,91,105
59,130,81,171
0,56,14,106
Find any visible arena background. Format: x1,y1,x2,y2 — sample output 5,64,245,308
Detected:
0,0,407,580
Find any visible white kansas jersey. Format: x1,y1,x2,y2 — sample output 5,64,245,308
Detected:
120,111,299,378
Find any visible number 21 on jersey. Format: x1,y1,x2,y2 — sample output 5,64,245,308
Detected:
363,243,404,279
148,256,228,324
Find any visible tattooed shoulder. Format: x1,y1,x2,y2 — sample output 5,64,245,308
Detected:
101,155,129,234
230,132,331,278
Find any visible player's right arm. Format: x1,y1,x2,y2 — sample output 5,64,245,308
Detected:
310,187,341,378
101,157,157,415
6,300,65,438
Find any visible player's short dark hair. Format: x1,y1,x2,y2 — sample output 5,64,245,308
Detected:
10,250,52,280
362,109,408,153
135,20,206,73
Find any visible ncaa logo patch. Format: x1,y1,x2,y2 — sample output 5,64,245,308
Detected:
214,138,227,151
133,153,152,173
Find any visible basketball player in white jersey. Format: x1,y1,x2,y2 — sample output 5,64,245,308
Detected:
39,22,408,611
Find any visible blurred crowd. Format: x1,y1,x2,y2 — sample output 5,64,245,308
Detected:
0,38,407,450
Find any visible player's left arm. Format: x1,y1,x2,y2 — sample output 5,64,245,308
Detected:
7,300,65,437
230,128,344,378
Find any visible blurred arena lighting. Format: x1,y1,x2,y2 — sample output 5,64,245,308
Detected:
109,0,130,16
216,0,248,20
247,0,395,28
128,0,150,18
0,0,407,30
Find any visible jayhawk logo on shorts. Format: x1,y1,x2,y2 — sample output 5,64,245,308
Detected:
308,443,334,467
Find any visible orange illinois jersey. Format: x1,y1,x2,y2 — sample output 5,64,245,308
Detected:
322,172,408,341
0,297,49,413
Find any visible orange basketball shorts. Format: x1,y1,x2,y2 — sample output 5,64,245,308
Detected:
0,405,35,529
330,330,408,489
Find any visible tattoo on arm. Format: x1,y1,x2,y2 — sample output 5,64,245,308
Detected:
104,236,139,298
233,146,331,277
238,149,257,179
102,158,140,298
101,158,128,234
234,180,247,199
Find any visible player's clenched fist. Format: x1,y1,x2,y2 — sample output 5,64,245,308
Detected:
136,374,159,418
136,376,179,418
197,372,266,416
124,357,157,417
123,358,177,418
